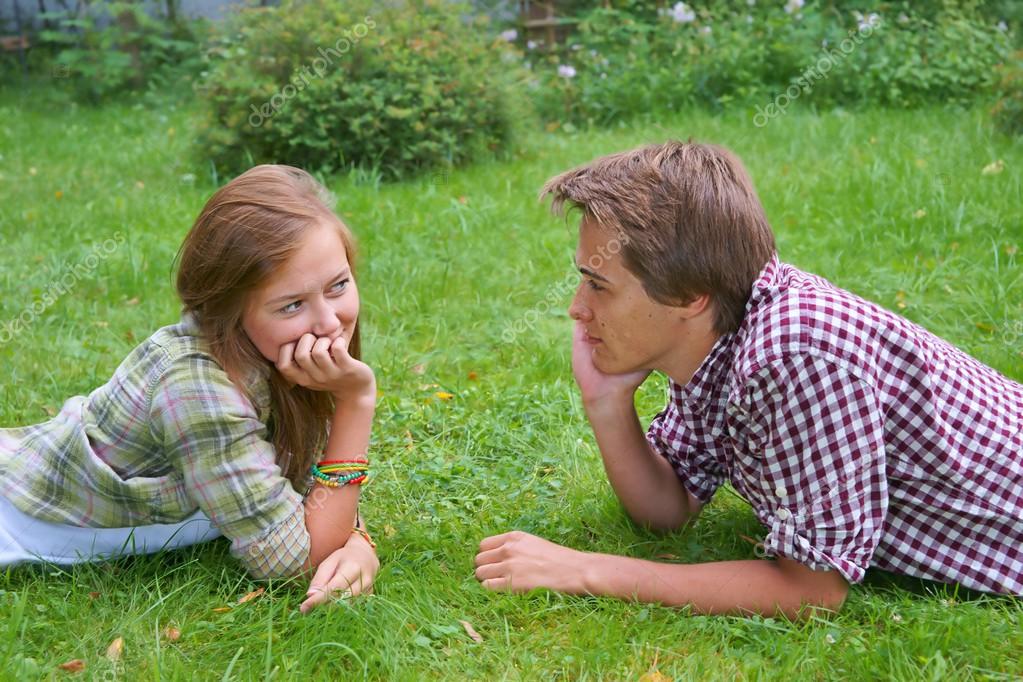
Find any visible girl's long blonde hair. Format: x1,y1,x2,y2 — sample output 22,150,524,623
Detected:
175,165,361,488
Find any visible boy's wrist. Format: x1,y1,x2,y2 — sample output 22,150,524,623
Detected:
582,392,636,420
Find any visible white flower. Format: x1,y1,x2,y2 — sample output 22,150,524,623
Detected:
499,29,517,42
571,43,582,51
747,0,756,5
746,14,754,24
825,633,836,644
784,0,804,14
858,12,881,31
600,72,607,79
557,64,577,79
897,13,910,24
997,20,1009,32
700,25,712,35
891,613,903,622
669,2,696,23
527,40,538,50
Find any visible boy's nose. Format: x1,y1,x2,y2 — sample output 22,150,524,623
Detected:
568,298,592,322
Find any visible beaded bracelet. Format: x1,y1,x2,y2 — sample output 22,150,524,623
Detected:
311,459,369,488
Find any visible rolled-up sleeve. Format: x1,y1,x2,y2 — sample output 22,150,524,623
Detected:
742,353,888,584
148,353,310,579
647,399,726,504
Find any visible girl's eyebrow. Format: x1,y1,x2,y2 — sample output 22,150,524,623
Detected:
264,267,351,307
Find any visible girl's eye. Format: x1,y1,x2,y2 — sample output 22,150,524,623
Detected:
279,301,302,314
586,280,604,292
329,278,350,293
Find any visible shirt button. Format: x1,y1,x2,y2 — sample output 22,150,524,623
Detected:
775,485,787,498
776,508,791,521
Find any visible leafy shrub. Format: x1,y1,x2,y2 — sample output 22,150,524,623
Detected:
196,0,525,180
38,1,206,102
523,1,1014,126
992,50,1023,135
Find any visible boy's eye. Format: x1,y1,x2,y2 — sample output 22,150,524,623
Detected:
330,278,350,292
279,300,302,314
586,280,604,292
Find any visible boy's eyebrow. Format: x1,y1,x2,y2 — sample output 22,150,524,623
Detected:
577,263,611,283
265,267,351,306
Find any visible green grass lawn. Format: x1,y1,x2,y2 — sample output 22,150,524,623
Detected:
1,84,1021,679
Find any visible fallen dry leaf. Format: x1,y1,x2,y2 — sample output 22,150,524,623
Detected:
55,190,63,199
976,322,995,334
459,620,483,643
467,371,479,381
912,208,927,220
162,626,181,642
58,659,85,673
981,159,1005,175
411,363,426,375
125,297,140,306
434,391,454,401
212,606,231,614
655,553,680,561
639,671,672,682
238,587,265,604
88,591,101,600
105,637,124,661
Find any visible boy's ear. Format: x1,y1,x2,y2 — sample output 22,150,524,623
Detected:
678,293,713,319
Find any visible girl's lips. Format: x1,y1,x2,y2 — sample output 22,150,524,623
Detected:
583,330,602,345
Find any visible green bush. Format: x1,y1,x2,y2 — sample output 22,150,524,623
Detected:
196,0,525,180
524,2,1014,126
992,50,1023,135
37,1,206,102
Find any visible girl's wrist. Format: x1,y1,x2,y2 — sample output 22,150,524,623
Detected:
331,382,377,406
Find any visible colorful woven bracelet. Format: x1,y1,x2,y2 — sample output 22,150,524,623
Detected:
311,461,369,488
312,473,368,489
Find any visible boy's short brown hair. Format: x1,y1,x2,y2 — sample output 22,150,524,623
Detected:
541,140,776,334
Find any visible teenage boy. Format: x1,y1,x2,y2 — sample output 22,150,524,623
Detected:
474,141,1023,618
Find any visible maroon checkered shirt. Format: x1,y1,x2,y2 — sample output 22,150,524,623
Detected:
647,255,1023,594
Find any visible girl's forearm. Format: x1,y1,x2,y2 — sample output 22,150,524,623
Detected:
303,393,375,568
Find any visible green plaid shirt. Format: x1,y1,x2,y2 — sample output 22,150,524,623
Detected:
0,313,310,579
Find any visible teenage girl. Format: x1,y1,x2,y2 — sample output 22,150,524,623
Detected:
0,165,377,613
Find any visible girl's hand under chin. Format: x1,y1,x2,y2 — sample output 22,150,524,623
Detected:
276,332,375,401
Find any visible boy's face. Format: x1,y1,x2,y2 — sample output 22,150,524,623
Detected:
569,218,708,377
242,222,360,363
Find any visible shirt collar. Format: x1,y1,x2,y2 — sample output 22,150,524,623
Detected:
670,330,736,414
745,252,781,313
669,253,779,413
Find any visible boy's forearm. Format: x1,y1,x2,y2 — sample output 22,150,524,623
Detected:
576,553,848,619
584,397,693,530
303,395,375,567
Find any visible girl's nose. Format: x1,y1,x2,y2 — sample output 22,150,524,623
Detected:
312,301,342,337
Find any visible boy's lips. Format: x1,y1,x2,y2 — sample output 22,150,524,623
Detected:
583,330,603,345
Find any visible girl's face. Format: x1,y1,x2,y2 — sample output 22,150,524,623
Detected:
242,221,359,363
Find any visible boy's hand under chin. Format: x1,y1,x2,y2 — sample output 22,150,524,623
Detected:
571,321,650,406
